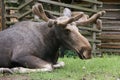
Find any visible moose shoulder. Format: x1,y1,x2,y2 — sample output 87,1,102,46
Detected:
0,3,105,73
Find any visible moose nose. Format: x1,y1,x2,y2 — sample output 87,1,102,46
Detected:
78,49,86,59
78,47,92,59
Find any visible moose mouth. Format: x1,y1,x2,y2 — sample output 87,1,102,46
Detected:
77,49,86,59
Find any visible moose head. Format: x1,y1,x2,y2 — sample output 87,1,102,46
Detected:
32,3,105,59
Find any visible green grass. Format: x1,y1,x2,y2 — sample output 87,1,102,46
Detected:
28,55,120,80
0,55,120,80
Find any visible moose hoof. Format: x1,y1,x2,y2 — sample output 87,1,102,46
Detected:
53,61,65,68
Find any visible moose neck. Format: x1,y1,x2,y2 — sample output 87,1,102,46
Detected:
37,22,61,63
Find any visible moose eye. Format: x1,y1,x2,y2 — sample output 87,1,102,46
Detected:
65,29,71,34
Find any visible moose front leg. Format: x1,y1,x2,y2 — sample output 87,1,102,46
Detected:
10,61,65,73
53,61,65,69
52,52,65,69
11,55,53,73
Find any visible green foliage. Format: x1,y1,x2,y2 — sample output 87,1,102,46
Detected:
64,50,77,58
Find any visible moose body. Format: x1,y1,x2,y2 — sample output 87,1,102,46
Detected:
0,3,105,73
0,20,90,73
0,21,60,68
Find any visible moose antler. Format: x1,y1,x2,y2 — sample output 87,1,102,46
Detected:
32,3,49,22
32,4,82,26
75,10,106,26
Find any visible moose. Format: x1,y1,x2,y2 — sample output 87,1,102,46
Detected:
0,3,105,74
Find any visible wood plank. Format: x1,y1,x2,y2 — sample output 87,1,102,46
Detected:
103,3,120,9
101,43,120,46
87,38,101,43
103,11,120,17
18,0,34,10
101,49,120,53
104,9,120,11
103,24,120,27
78,26,101,32
102,21,120,24
1,0,6,30
6,21,15,25
102,39,120,43
98,36,120,40
5,7,18,10
100,45,120,49
103,2,120,5
18,10,32,20
101,34,120,37
0,8,1,15
102,27,120,31
101,32,120,35
0,22,2,30
38,0,98,13
80,31,92,36
6,15,18,18
82,0,102,5
5,0,19,4
100,16,120,20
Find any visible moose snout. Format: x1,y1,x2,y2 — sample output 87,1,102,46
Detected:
78,45,92,59
83,46,92,59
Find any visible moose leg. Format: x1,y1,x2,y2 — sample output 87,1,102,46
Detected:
0,68,13,74
11,55,53,73
51,52,65,69
11,61,65,73
11,66,52,73
53,61,65,69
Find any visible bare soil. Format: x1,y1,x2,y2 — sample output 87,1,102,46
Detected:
0,74,30,80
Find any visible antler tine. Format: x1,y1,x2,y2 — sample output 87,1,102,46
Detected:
32,3,49,22
71,12,84,21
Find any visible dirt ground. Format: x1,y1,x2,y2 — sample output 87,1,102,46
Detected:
0,74,30,80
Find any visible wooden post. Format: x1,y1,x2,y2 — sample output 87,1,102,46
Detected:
0,0,1,30
1,0,6,30
92,0,97,56
92,0,102,56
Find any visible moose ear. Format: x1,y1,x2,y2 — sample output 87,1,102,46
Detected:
63,8,72,17
48,19,57,27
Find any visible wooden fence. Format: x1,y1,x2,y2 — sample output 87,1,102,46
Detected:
98,2,120,54
3,0,103,56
